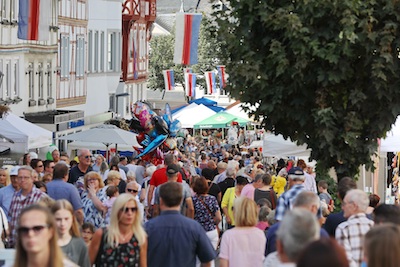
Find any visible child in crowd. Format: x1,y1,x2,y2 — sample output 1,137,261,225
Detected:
81,222,96,247
103,185,119,224
318,180,334,212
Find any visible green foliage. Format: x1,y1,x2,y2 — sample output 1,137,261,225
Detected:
215,0,400,179
148,15,223,92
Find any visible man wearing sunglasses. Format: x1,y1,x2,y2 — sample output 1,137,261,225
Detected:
68,148,93,186
8,165,48,248
126,181,144,220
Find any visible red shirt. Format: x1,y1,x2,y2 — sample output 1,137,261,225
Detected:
149,167,182,187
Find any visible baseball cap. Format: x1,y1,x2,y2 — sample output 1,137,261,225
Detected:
166,164,180,175
288,167,305,180
10,166,20,176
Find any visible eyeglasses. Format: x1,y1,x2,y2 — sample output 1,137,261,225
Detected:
120,207,138,213
127,188,138,193
83,155,92,159
18,225,49,236
17,176,31,180
37,165,43,168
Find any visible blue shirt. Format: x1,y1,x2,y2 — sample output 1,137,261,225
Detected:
0,185,17,221
275,184,305,221
145,210,216,267
323,210,347,237
266,221,329,255
46,179,83,211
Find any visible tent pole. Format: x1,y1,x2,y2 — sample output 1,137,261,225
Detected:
106,144,109,164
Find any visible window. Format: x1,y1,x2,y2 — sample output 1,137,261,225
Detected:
88,30,92,72
107,31,121,72
28,63,34,99
4,60,10,98
38,63,44,98
46,62,52,98
1,0,7,20
94,31,99,72
0,60,3,99
100,31,104,72
76,35,85,78
13,60,18,97
109,94,115,111
60,35,70,78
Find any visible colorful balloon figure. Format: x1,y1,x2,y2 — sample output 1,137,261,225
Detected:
130,102,181,165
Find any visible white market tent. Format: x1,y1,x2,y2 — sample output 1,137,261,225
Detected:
66,141,136,157
0,113,53,153
172,103,216,128
262,133,311,158
225,103,254,122
381,116,400,153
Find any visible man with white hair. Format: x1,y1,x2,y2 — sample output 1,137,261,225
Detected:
266,191,329,255
264,209,320,267
335,189,374,267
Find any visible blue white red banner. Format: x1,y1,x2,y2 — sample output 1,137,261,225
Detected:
217,65,227,88
205,71,216,94
185,72,197,97
163,70,175,91
174,13,202,66
18,0,50,41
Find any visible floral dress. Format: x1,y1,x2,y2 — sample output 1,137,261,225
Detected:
81,187,107,228
95,229,140,267
192,194,220,232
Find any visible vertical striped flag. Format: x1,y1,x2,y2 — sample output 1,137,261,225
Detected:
217,65,227,88
183,68,193,74
185,72,197,97
205,71,216,94
163,70,175,91
18,0,50,41
174,13,202,65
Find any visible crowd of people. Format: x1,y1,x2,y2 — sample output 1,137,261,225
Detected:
0,136,399,267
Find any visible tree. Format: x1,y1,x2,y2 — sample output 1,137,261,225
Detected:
215,0,400,178
148,15,222,92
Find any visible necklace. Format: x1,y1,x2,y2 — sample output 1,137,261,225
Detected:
119,231,133,242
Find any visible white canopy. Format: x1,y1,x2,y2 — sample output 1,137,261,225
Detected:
172,104,216,128
225,104,254,122
0,113,52,153
262,133,311,157
381,116,400,153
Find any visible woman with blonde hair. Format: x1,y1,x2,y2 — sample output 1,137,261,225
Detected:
89,193,147,266
364,223,400,267
219,197,266,267
51,200,90,267
13,204,77,267
107,170,126,193
81,171,107,228
0,167,10,187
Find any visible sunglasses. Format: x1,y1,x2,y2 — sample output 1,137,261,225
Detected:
37,165,43,168
84,155,92,159
120,207,138,213
127,188,138,193
18,225,49,236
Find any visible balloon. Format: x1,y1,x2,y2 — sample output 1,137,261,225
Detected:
152,116,169,135
136,134,168,159
169,120,181,137
129,116,144,132
138,110,154,133
164,138,177,150
164,103,172,126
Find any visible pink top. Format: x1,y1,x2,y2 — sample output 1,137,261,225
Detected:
219,227,266,267
256,221,269,231
241,183,256,200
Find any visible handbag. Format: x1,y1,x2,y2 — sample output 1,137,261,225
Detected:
0,209,11,248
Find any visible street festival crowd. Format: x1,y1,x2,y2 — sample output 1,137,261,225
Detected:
0,131,398,267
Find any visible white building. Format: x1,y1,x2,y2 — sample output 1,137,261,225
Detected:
0,0,156,151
